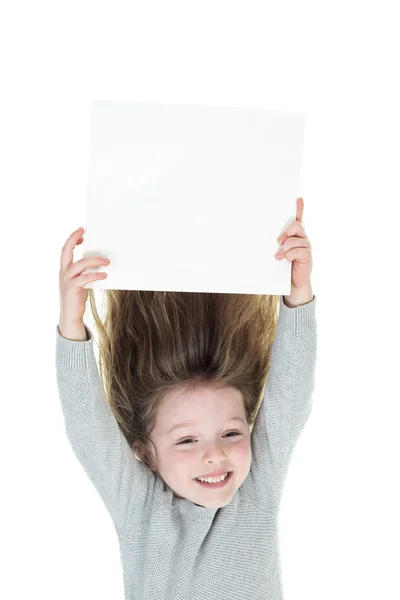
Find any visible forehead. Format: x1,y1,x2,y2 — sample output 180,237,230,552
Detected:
156,385,245,431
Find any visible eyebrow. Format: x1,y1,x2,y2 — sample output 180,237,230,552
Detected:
166,416,246,436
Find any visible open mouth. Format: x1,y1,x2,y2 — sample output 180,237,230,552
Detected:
194,471,233,489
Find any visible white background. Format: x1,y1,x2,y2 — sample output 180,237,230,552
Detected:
1,1,399,599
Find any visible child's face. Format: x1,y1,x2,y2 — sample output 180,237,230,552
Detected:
149,384,252,508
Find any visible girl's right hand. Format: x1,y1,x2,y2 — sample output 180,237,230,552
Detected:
59,227,110,324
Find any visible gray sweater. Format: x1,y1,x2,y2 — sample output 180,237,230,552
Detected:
55,293,317,600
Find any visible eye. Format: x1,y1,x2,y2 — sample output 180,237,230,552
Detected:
177,431,242,445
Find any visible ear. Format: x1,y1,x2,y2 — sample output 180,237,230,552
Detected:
132,441,143,462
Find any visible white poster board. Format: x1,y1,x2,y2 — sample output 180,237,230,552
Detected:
82,101,305,295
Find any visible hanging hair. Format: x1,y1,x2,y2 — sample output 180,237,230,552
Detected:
88,289,280,476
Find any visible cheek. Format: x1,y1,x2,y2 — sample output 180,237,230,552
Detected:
232,439,252,463
175,452,197,472
164,449,196,476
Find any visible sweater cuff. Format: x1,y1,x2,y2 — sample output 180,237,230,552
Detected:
277,294,316,334
55,323,95,370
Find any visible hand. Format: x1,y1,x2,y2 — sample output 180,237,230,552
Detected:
275,197,313,290
59,227,111,324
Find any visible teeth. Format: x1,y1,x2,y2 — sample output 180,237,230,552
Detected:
197,472,229,483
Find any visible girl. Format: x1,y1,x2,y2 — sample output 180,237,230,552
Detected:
56,197,316,599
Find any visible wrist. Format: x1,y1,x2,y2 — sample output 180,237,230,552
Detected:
58,320,87,341
283,285,314,308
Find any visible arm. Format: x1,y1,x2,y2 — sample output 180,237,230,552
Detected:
55,323,151,534
250,294,317,509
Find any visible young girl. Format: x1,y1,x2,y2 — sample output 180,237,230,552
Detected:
56,197,316,599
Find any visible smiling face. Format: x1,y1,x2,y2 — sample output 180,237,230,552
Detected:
148,384,252,508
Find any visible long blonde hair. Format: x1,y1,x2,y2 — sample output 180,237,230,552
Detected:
88,290,280,475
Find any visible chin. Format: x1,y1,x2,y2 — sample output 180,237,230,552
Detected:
203,498,232,509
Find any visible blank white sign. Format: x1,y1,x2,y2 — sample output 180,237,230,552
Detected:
82,101,305,295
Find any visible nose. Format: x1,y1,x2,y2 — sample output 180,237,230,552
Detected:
202,443,227,465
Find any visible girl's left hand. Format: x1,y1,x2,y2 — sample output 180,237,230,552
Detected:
275,197,313,290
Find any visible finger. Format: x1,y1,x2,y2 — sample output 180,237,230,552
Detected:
277,198,305,244
277,237,310,258
296,197,304,223
283,246,312,263
60,228,84,271
277,220,308,246
282,235,311,250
